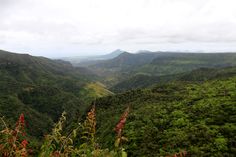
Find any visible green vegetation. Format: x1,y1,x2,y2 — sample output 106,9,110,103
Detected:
86,82,114,98
1,49,236,156
95,76,236,156
0,106,131,156
136,53,236,76
112,66,236,92
0,50,112,146
85,52,236,88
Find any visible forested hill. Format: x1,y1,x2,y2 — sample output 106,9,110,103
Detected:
81,51,236,88
137,52,236,75
1,49,236,156
95,73,236,156
88,52,236,74
0,50,111,139
0,49,96,81
111,66,236,92
90,52,159,69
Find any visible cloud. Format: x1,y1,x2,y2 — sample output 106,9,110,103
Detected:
1,0,236,57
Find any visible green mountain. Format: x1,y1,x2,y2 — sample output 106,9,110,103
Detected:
136,52,236,76
111,66,236,92
85,52,236,89
88,52,159,76
87,52,160,86
1,49,236,156
90,52,158,70
61,49,124,67
95,72,236,156
0,50,111,139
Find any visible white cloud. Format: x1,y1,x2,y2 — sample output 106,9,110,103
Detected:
0,0,236,57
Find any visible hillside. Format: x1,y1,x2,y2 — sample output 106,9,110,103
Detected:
95,74,236,156
87,52,160,86
88,52,158,77
111,66,236,92
62,49,124,67
0,50,111,140
83,52,236,88
136,52,236,76
1,49,236,156
90,52,158,70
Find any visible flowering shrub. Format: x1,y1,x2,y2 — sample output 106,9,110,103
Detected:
39,105,130,157
0,106,187,157
114,107,129,157
0,114,29,157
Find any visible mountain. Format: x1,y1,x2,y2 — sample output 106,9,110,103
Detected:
2,49,236,156
100,49,124,59
111,66,236,92
90,51,161,69
84,51,236,88
95,72,236,156
0,49,112,140
111,73,178,92
61,49,124,67
136,52,236,76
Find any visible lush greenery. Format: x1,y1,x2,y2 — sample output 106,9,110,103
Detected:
0,50,111,147
0,106,132,156
95,76,236,156
112,66,236,92
83,51,236,88
1,49,236,156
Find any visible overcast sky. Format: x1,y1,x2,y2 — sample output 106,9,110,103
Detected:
1,0,236,57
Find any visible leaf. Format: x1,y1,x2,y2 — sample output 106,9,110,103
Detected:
121,148,127,157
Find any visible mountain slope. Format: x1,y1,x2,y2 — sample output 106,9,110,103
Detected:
62,49,124,67
111,66,236,92
95,74,236,156
87,52,160,86
86,51,236,88
0,49,111,139
90,52,158,70
136,52,236,76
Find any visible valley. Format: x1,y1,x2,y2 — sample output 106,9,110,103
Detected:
1,49,236,156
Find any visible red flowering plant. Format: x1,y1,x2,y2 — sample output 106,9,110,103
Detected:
39,105,131,157
0,113,29,157
114,106,130,156
166,150,188,157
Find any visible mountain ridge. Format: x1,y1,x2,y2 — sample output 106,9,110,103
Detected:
0,49,111,140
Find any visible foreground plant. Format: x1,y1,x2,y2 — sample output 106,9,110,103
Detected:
0,114,29,157
39,105,130,157
114,107,129,157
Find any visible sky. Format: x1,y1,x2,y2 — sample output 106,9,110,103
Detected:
1,0,236,57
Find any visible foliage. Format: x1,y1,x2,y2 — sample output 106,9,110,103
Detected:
0,114,29,156
84,51,236,87
85,82,114,98
112,66,236,92
95,76,236,156
1,49,236,156
0,106,130,156
38,106,129,156
0,50,112,146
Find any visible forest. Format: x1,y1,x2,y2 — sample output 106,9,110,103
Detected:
0,49,236,156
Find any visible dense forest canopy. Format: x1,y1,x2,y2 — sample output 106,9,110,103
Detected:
1,49,236,156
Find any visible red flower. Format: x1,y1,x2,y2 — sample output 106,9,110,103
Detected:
53,151,60,157
16,113,25,130
21,139,28,148
19,113,25,125
114,107,129,135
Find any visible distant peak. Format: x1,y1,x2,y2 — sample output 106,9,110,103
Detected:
101,49,125,58
136,50,153,53
117,51,132,57
110,49,124,54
